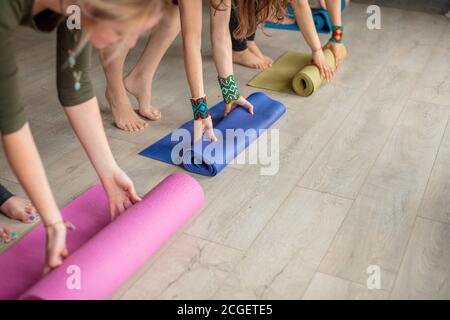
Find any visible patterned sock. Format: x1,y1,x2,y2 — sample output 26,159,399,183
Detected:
330,25,344,44
190,96,210,120
218,75,241,104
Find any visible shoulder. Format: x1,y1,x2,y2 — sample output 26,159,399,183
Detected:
0,0,34,33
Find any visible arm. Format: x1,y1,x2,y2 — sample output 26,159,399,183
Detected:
292,0,334,80
324,0,345,67
64,98,141,220
0,31,67,274
56,24,140,219
210,0,253,116
2,124,67,274
179,0,216,142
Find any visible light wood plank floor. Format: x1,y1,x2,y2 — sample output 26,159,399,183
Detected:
1,3,449,299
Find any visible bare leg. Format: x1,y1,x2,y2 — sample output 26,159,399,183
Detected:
100,47,149,132
233,49,269,69
247,40,273,66
124,2,181,121
268,11,295,24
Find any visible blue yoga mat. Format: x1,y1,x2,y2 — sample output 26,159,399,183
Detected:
139,92,286,176
264,1,346,33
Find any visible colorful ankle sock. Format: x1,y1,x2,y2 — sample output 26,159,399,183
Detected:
218,75,241,104
330,25,344,44
190,96,210,120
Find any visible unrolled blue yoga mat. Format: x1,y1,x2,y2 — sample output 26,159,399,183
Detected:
264,1,346,33
139,92,286,176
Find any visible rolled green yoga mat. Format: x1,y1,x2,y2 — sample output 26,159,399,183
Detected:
248,46,347,97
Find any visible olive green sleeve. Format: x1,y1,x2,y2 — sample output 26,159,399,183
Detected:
56,23,95,107
0,33,27,135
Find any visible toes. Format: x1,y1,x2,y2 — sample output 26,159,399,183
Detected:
131,123,140,132
0,227,16,244
23,212,38,224
125,123,135,132
25,204,37,215
116,122,130,132
137,119,149,130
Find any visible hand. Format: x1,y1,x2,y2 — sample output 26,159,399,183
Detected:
311,48,334,82
224,96,254,117
193,116,217,144
101,167,142,221
44,221,68,275
324,41,344,69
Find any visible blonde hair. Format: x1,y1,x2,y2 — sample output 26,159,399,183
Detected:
73,0,164,55
78,0,162,22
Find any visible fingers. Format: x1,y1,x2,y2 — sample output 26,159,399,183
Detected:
61,247,69,259
127,184,142,204
206,128,218,142
336,54,342,69
116,202,126,217
43,265,51,275
224,103,232,117
109,205,118,221
123,198,133,210
241,100,254,115
319,64,326,80
325,65,332,82
205,117,218,142
65,221,76,231
320,63,334,82
45,247,64,275
193,120,204,143
225,99,254,117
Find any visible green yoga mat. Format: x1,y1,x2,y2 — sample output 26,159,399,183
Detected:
248,46,347,97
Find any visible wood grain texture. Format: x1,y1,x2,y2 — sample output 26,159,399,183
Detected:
1,3,449,299
391,218,450,299
302,272,390,300
319,100,450,290
212,187,352,299
300,68,417,199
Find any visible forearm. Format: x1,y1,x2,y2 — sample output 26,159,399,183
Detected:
179,0,205,98
292,0,322,51
2,123,61,225
325,0,342,26
64,97,118,180
210,0,234,78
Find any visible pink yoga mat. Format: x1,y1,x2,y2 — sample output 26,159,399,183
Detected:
0,173,204,300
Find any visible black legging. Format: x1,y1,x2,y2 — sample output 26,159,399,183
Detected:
229,7,256,52
0,184,13,207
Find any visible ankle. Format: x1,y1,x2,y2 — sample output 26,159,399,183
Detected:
126,70,151,85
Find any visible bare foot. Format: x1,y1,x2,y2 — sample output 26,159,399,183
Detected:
0,223,16,245
0,196,39,224
233,49,269,69
124,74,162,122
268,13,295,25
247,41,273,66
105,88,149,132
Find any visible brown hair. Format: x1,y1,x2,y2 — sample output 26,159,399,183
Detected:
233,0,291,40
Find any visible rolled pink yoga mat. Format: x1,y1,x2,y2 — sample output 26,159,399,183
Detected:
0,173,204,300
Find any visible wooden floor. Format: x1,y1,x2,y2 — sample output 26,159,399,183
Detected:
1,3,449,299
